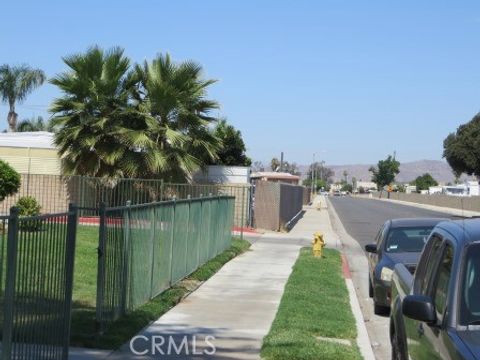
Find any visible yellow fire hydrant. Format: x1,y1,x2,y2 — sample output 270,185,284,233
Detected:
312,232,325,258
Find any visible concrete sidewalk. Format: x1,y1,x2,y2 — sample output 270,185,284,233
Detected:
287,195,341,249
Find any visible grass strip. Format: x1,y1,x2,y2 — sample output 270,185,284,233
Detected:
261,248,362,360
70,229,250,350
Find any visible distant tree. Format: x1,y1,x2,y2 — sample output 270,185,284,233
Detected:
0,160,21,200
251,161,265,172
210,119,251,166
307,178,330,192
395,183,406,193
443,113,480,178
0,65,45,132
358,186,366,194
282,161,300,175
341,183,353,193
304,162,334,186
270,158,280,171
16,116,54,132
369,155,400,195
413,173,438,192
343,170,348,183
352,176,357,191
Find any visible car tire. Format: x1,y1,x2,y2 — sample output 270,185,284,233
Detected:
369,276,374,298
391,329,405,360
374,302,389,316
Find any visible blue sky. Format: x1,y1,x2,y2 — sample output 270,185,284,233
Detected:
2,1,480,166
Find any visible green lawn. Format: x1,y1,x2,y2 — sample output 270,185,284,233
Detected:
70,226,251,349
261,248,362,360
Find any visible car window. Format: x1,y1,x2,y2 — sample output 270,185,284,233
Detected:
374,225,384,246
375,224,388,250
460,244,480,326
385,226,433,253
419,235,443,295
433,244,453,323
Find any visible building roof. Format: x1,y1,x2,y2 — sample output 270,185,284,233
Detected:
0,132,55,149
251,172,300,180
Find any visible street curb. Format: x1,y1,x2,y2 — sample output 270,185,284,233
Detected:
341,255,376,360
362,196,480,217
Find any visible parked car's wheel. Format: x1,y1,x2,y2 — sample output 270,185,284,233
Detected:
391,329,405,360
369,275,374,298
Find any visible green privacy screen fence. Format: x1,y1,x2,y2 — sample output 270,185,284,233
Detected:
1,205,78,360
96,196,235,331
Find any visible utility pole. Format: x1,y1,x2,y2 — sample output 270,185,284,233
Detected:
319,160,325,184
311,153,315,195
280,152,284,172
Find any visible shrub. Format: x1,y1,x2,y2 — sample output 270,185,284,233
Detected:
16,196,42,231
0,160,21,201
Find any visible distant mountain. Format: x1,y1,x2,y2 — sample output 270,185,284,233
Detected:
300,160,469,184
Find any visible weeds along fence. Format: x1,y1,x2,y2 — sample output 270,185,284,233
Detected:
96,196,235,331
0,205,78,360
0,174,251,227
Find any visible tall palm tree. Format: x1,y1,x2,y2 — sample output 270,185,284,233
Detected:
132,53,221,181
16,116,53,132
50,46,147,178
50,47,221,181
0,65,46,132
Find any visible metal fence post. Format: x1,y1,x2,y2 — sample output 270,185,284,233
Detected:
2,207,19,360
169,197,176,285
95,202,107,333
185,195,191,275
121,200,131,314
62,203,78,360
149,205,156,299
160,179,164,201
240,187,245,240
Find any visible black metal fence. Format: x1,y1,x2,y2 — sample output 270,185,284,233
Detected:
95,196,235,332
1,205,78,360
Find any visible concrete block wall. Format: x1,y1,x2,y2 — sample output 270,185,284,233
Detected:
381,192,480,212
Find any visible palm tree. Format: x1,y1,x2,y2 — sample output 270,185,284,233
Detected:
16,116,53,132
50,47,221,181
50,46,145,178
0,65,45,132
132,53,221,181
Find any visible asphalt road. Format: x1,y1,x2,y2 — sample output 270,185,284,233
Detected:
329,196,452,248
328,196,453,360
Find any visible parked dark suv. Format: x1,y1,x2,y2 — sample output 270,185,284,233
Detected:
365,218,446,314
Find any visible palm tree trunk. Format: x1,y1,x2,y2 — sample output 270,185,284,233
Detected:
7,102,17,132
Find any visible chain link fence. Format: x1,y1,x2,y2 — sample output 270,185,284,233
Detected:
0,174,251,227
95,196,235,332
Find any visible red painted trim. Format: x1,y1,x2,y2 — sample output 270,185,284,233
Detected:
341,254,352,279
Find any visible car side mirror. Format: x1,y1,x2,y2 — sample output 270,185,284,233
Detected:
402,295,436,324
364,244,377,254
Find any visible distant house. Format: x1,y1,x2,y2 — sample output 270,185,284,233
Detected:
0,132,61,175
428,186,443,195
356,181,377,190
192,165,250,184
250,171,300,185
